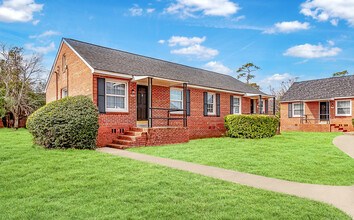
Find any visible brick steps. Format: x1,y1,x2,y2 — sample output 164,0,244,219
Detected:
106,127,148,149
330,124,348,133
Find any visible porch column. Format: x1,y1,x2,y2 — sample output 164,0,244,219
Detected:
273,97,276,115
183,83,187,127
259,95,262,114
148,77,152,128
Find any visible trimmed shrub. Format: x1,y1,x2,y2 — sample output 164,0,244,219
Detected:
352,118,354,127
225,114,279,139
27,95,99,149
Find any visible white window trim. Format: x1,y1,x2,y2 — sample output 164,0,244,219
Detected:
61,87,67,99
233,96,242,115
260,100,265,114
335,100,352,116
292,102,305,117
207,92,216,115
105,79,129,113
170,87,183,114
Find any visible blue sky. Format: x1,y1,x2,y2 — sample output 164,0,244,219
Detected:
0,0,353,92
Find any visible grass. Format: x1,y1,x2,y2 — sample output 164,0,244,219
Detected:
130,132,354,186
0,129,350,219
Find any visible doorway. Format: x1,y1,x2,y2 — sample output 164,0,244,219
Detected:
137,85,148,121
319,102,329,122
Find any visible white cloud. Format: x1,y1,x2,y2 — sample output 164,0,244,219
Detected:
129,4,143,16
171,44,219,59
32,19,39,25
165,0,240,17
0,0,43,23
284,42,342,58
168,36,206,47
261,73,293,84
264,21,310,34
204,61,233,74
29,30,60,39
232,15,245,22
146,8,155,13
300,0,354,26
158,40,165,44
25,41,55,54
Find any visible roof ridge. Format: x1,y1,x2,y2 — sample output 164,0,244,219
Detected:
296,74,354,83
63,37,236,78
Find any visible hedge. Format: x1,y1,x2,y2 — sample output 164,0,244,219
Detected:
27,95,99,149
352,118,354,127
225,114,279,139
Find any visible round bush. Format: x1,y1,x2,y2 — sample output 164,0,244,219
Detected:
27,95,99,149
225,114,279,139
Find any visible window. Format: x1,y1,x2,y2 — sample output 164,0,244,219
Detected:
293,103,304,117
207,93,216,115
170,88,183,110
336,100,351,116
233,97,241,114
105,80,128,112
62,54,66,72
259,100,264,114
61,87,67,98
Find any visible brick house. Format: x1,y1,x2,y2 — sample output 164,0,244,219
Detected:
280,75,354,132
45,38,274,148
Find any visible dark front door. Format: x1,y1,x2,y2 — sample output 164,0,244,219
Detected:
320,102,329,121
251,99,254,114
137,86,148,121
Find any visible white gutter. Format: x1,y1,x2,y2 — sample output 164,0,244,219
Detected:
279,97,354,103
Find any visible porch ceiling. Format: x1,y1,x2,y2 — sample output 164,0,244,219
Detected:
132,76,187,87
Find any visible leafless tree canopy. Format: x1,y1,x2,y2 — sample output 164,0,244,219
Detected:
268,77,299,114
0,43,45,129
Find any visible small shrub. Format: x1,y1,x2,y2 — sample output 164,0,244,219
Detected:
225,114,279,139
352,118,354,127
27,95,99,149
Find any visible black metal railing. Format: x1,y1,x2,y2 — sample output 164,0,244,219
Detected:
148,107,187,128
300,114,330,124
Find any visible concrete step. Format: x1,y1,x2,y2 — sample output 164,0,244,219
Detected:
131,127,148,132
118,135,136,141
125,131,142,136
106,144,133,150
116,139,135,145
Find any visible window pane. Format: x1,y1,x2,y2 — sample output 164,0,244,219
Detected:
293,104,301,110
170,101,182,109
294,110,302,116
170,90,182,101
106,82,125,95
234,106,239,114
337,101,350,108
207,104,214,113
338,108,350,115
233,98,240,105
208,94,214,104
107,96,124,109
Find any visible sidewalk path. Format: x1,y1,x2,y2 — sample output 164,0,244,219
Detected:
333,135,354,158
97,147,354,218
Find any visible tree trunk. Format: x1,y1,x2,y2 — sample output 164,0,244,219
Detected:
13,112,19,130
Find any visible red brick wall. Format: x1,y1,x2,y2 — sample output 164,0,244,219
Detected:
146,127,189,146
280,99,354,132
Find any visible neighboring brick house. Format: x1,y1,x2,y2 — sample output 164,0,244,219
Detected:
280,75,354,132
46,38,274,148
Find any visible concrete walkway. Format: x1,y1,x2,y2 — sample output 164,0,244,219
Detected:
333,135,354,158
97,147,354,217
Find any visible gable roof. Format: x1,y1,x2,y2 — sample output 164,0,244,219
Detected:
62,38,268,96
280,75,354,102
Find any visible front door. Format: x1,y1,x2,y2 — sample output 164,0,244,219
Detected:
319,102,329,121
137,86,148,121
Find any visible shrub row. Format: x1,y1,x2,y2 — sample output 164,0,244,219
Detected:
27,95,99,149
225,114,279,139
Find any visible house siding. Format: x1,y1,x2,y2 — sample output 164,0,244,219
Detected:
46,42,93,104
280,98,354,132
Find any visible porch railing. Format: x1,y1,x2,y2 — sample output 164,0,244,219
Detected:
300,114,330,124
148,107,187,128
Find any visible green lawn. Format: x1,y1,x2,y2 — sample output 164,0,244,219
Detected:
130,132,354,186
0,129,350,219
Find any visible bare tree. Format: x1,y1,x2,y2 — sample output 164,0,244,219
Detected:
0,43,44,129
236,63,261,89
268,77,299,113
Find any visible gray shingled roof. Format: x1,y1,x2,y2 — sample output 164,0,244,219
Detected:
280,75,354,102
64,38,267,95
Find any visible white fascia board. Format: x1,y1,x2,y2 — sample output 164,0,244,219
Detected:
94,69,133,79
188,84,244,95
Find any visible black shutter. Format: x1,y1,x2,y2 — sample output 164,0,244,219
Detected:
97,77,106,114
203,92,208,116
265,100,268,114
301,102,304,116
186,89,190,116
216,93,220,117
288,103,292,118
230,95,234,114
